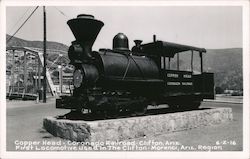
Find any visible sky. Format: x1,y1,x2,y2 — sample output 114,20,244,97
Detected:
6,6,242,50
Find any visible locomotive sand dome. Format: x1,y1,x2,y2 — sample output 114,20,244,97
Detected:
113,33,129,51
56,14,215,118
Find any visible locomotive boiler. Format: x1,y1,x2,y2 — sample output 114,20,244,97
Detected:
56,14,215,118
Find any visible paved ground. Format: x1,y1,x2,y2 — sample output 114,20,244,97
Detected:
205,95,243,104
6,98,69,151
6,98,243,151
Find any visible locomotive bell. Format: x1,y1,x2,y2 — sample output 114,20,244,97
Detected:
132,40,143,52
113,33,130,51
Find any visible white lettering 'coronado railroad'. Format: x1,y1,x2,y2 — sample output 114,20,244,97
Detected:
182,82,193,85
167,82,193,86
167,82,181,85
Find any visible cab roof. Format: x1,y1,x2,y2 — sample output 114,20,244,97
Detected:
141,41,206,58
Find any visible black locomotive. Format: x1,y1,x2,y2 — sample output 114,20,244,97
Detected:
56,14,215,118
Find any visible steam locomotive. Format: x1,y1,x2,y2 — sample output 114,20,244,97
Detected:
56,14,214,118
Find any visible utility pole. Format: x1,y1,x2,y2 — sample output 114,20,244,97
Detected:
58,65,62,95
43,6,47,103
38,56,41,99
11,50,15,94
23,51,27,93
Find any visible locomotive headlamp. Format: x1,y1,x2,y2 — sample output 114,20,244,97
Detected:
73,69,83,88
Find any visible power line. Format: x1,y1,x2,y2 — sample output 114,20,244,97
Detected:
54,6,69,18
53,7,111,48
7,6,39,44
8,7,32,33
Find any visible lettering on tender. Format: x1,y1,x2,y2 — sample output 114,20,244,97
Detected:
167,73,179,78
167,82,181,85
183,74,192,78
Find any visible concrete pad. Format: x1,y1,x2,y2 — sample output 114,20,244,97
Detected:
43,108,233,142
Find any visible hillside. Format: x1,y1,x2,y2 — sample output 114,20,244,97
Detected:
205,48,242,91
6,34,69,52
6,35,243,92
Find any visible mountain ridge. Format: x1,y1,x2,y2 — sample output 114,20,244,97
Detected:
6,34,69,52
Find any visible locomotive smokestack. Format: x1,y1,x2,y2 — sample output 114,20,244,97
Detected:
67,14,104,60
67,14,104,46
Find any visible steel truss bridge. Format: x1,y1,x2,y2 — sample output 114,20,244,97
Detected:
6,46,73,100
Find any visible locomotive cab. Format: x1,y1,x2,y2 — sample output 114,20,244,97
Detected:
134,39,215,107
